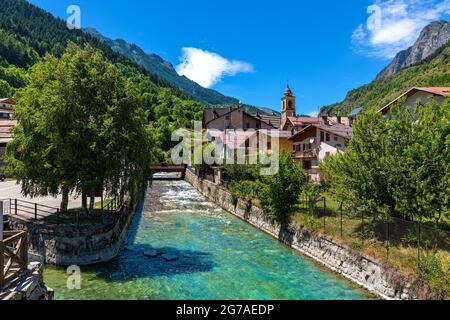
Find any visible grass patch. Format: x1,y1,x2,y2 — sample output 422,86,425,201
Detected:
44,199,118,226
293,194,450,298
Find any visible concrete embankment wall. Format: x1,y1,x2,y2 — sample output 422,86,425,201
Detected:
186,169,440,300
9,204,135,266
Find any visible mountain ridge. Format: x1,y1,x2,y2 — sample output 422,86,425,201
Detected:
320,21,450,116
84,27,238,105
377,21,450,79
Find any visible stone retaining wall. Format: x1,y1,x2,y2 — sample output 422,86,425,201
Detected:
186,169,441,300
9,203,135,266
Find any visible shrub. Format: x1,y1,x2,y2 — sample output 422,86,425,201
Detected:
418,252,450,297
256,152,306,225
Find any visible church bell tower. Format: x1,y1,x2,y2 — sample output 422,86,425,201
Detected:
281,85,296,130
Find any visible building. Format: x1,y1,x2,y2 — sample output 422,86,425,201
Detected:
378,87,450,116
289,122,353,182
0,98,16,120
202,106,277,131
0,98,16,168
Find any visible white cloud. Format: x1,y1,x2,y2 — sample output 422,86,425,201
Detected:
352,0,450,58
176,47,254,88
308,111,319,117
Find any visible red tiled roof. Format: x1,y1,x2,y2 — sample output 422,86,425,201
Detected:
416,87,450,96
256,115,281,129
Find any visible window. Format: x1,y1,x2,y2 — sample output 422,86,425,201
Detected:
303,161,312,170
246,123,250,129
267,141,272,150
320,131,325,142
326,133,331,142
256,123,261,129
334,136,338,142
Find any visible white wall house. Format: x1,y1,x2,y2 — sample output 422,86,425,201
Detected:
290,123,352,182
0,98,15,120
379,87,450,116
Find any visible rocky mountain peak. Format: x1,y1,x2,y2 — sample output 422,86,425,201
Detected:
377,21,450,79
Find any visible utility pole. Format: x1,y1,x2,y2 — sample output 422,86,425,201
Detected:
0,201,3,241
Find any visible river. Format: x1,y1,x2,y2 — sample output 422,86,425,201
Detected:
44,179,368,300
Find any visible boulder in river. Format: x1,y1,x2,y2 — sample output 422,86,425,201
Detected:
161,253,179,262
143,250,159,258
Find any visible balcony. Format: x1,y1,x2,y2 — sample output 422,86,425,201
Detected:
293,149,318,159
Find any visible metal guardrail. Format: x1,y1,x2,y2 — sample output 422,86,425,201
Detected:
1,197,121,226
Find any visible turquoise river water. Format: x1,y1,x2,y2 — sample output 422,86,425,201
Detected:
44,179,368,300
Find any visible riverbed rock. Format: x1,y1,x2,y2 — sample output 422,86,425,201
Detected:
161,253,179,262
143,250,159,258
124,245,139,252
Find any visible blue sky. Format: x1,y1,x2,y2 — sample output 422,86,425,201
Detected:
29,0,450,115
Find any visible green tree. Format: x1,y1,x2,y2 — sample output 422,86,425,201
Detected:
256,152,306,225
6,43,157,213
320,98,450,226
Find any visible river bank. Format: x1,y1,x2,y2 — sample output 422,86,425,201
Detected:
185,169,440,300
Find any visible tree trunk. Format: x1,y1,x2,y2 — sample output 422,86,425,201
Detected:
82,191,88,215
89,194,95,212
60,188,69,212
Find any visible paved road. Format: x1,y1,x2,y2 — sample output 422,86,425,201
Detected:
0,180,82,212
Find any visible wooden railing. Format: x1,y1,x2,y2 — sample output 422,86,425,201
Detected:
0,230,28,288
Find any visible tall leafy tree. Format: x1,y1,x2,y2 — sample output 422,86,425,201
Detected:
6,43,157,212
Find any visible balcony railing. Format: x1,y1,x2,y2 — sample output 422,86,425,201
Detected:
294,149,318,159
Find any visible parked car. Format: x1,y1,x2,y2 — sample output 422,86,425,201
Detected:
0,173,5,181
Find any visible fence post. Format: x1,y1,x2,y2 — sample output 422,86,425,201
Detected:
386,216,390,258
14,199,17,215
34,203,37,220
361,211,364,246
0,201,3,241
340,203,343,239
0,241,4,287
417,220,421,263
